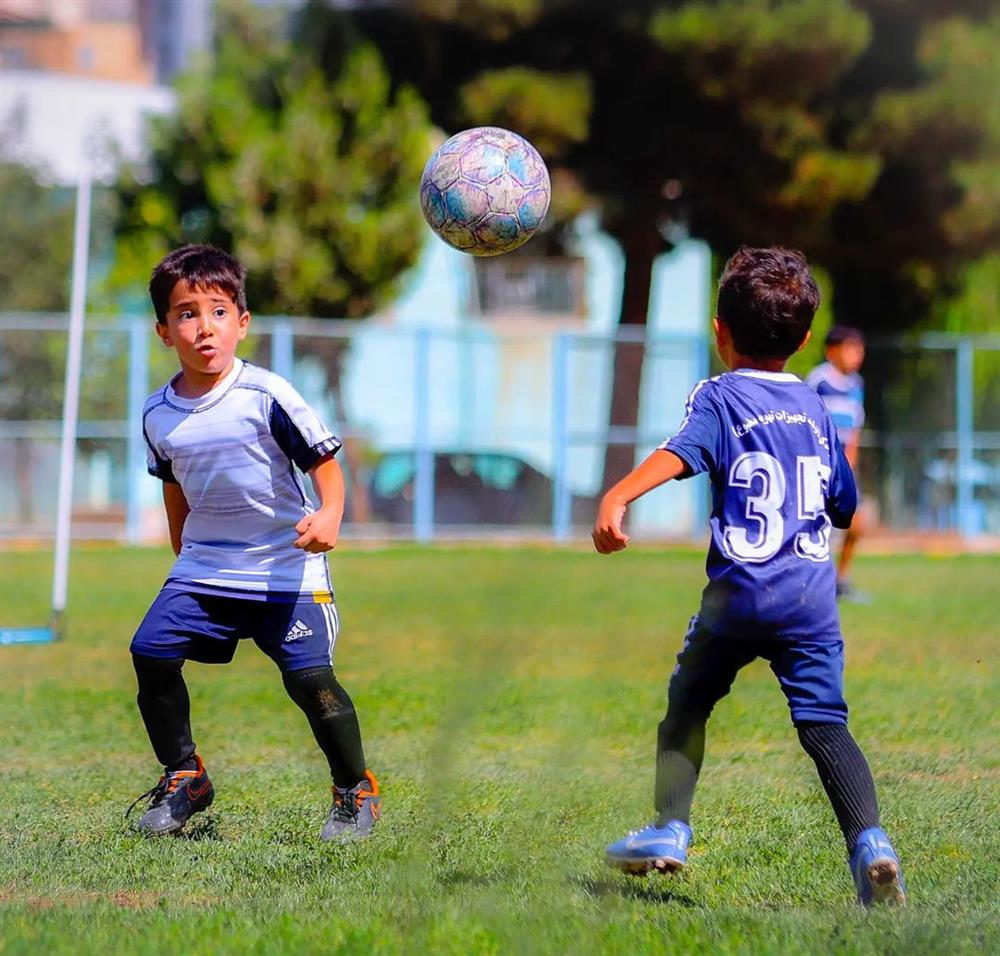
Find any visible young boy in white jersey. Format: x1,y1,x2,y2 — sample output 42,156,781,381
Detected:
128,245,380,840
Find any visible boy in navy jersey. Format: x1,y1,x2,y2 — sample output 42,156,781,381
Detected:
807,327,868,600
127,245,380,840
593,248,905,906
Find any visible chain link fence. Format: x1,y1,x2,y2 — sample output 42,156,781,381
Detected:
1,312,996,543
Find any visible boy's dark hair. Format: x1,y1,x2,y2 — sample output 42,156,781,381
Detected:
717,247,820,359
825,325,865,347
149,245,247,324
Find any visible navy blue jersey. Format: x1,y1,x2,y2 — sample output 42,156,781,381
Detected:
661,369,856,640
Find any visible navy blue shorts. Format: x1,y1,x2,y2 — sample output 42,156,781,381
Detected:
130,588,339,673
668,616,848,725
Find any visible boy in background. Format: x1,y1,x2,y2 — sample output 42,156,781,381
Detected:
593,248,905,906
128,245,380,841
806,327,867,600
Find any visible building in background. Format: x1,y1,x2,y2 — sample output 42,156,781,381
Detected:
0,0,211,84
0,0,152,83
136,0,211,84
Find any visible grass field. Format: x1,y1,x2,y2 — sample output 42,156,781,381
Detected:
1,545,998,955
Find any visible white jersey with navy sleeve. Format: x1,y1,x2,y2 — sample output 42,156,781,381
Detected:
142,359,341,601
805,361,865,442
661,369,857,640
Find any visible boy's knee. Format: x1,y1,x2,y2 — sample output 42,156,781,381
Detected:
659,705,709,746
132,653,184,695
282,666,354,719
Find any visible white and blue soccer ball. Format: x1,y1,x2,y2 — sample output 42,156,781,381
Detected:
419,126,551,257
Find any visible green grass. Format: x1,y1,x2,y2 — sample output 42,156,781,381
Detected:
1,546,998,955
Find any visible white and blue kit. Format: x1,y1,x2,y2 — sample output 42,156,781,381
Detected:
660,369,857,724
805,362,865,443
131,359,343,672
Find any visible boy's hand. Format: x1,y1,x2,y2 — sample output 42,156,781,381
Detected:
592,495,630,554
590,451,687,554
294,508,341,553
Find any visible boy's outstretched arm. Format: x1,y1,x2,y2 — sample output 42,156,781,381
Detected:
295,454,345,553
592,450,689,554
162,483,190,557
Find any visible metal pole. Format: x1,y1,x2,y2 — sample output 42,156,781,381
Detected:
955,337,975,538
51,161,92,637
126,317,149,544
271,317,294,381
413,327,434,542
552,332,572,542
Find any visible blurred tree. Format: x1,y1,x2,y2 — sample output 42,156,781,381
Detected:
348,0,997,486
826,6,1000,331
110,0,433,519
0,156,74,521
0,162,74,315
0,152,145,522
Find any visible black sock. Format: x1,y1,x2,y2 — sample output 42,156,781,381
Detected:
654,707,707,826
282,666,367,789
797,722,880,851
132,653,197,770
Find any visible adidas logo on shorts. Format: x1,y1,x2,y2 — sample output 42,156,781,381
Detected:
284,619,314,642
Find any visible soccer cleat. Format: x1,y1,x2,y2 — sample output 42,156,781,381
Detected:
127,755,214,836
321,770,381,842
850,827,907,906
605,819,692,875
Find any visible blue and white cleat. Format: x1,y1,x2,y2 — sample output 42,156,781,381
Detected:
606,819,692,875
850,827,907,906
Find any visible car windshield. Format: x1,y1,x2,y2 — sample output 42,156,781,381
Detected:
371,453,526,496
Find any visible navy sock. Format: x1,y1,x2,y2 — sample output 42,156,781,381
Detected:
797,722,880,851
654,708,706,826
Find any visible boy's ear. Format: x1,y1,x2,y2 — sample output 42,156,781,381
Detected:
712,316,728,346
237,311,251,341
155,321,173,348
795,329,812,354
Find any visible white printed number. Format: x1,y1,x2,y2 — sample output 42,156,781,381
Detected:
722,452,831,564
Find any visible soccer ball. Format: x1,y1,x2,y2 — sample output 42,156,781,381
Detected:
419,127,551,257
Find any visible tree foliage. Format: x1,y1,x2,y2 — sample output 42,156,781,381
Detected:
348,0,998,480
110,0,433,319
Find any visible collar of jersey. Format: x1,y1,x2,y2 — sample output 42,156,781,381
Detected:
815,361,856,388
165,359,245,411
730,368,801,383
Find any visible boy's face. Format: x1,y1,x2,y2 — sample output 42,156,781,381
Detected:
827,338,865,374
156,280,249,386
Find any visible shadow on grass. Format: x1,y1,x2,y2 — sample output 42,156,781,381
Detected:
175,816,221,842
436,868,519,890
574,876,701,908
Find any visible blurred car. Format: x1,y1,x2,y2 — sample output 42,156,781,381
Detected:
369,450,589,525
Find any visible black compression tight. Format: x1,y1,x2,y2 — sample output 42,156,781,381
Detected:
282,666,367,790
133,653,196,770
133,656,367,790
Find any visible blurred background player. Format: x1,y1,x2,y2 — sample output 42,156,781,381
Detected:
127,245,380,841
806,327,868,601
592,248,906,907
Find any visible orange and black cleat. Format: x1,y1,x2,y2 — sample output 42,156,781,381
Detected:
321,769,381,842
127,754,214,836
